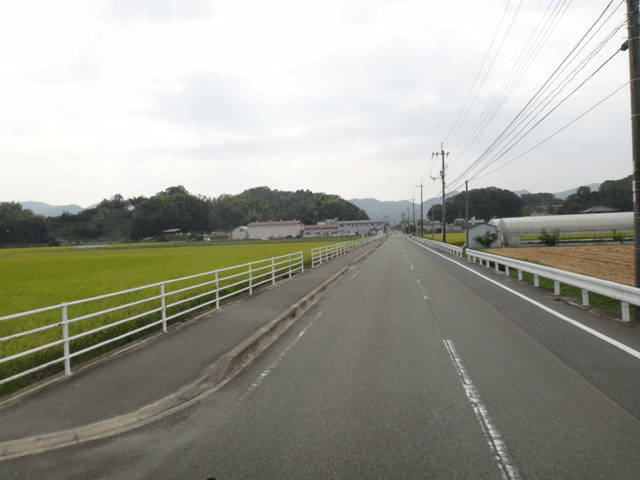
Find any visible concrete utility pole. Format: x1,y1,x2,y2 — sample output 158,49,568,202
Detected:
626,0,640,318
465,181,470,248
417,183,424,238
412,198,416,235
432,144,449,243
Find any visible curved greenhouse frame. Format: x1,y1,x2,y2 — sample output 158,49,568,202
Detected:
488,212,633,247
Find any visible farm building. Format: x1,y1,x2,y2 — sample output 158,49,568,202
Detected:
467,223,500,248
304,220,339,237
230,226,249,240
338,220,385,236
489,212,633,247
244,220,304,240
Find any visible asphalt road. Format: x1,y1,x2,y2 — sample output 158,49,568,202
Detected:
4,234,640,479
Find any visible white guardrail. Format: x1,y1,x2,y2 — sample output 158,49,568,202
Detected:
310,235,380,268
0,252,304,386
466,249,640,322
412,236,464,257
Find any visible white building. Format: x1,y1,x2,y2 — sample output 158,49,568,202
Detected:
245,220,304,240
338,220,385,236
303,220,339,237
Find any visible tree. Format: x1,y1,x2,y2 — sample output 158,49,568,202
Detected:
429,187,524,223
0,202,48,244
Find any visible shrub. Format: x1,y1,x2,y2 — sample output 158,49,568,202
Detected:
473,230,499,248
611,229,624,244
539,228,560,246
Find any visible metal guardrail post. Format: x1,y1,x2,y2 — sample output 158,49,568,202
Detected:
161,282,167,332
215,270,220,309
554,280,560,295
582,289,589,306
289,254,292,277
300,252,304,273
534,274,539,287
622,302,630,322
61,303,71,376
249,263,253,295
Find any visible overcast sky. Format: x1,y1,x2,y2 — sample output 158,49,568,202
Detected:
0,0,633,207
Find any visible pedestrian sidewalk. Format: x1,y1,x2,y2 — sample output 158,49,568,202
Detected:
0,241,381,449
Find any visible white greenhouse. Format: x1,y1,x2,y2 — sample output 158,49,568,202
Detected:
488,212,633,247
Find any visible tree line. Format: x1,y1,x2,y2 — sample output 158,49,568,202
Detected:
0,186,369,245
426,175,632,224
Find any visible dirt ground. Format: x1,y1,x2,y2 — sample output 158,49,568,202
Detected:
487,245,634,286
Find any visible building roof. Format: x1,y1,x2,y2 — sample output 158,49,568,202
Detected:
162,228,181,233
304,224,339,230
579,206,619,214
246,220,304,227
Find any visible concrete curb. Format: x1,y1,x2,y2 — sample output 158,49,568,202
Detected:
0,242,379,460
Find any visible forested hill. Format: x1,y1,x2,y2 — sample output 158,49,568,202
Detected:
210,187,369,232
1,186,369,245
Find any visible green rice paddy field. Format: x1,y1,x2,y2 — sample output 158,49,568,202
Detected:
0,239,338,317
0,238,353,394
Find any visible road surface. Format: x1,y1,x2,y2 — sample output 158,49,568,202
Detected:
3,234,640,479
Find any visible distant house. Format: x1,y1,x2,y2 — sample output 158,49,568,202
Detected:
162,228,182,236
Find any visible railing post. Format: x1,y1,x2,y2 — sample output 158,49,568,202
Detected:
289,254,292,277
534,274,539,287
300,252,304,273
554,280,560,295
505,266,509,276
272,258,276,285
215,270,220,309
518,270,523,281
249,263,253,295
582,289,589,306
495,262,499,272
61,303,71,376
622,302,630,322
161,282,167,333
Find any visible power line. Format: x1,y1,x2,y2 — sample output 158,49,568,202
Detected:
470,81,630,184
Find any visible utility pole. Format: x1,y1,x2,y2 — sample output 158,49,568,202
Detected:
465,181,470,249
626,0,640,319
412,198,416,235
432,144,449,243
417,183,424,238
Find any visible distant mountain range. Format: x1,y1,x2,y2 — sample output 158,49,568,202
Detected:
20,201,86,218
350,183,601,222
13,182,603,221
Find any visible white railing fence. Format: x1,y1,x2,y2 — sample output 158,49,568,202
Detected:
310,235,380,268
466,249,640,322
0,252,304,386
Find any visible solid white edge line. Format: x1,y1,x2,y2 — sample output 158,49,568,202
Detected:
410,239,640,361
444,340,521,480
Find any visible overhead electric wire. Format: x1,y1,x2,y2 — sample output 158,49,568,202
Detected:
446,0,572,167
446,1,624,189
449,0,619,175
442,0,515,146
471,81,630,183
473,21,626,168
